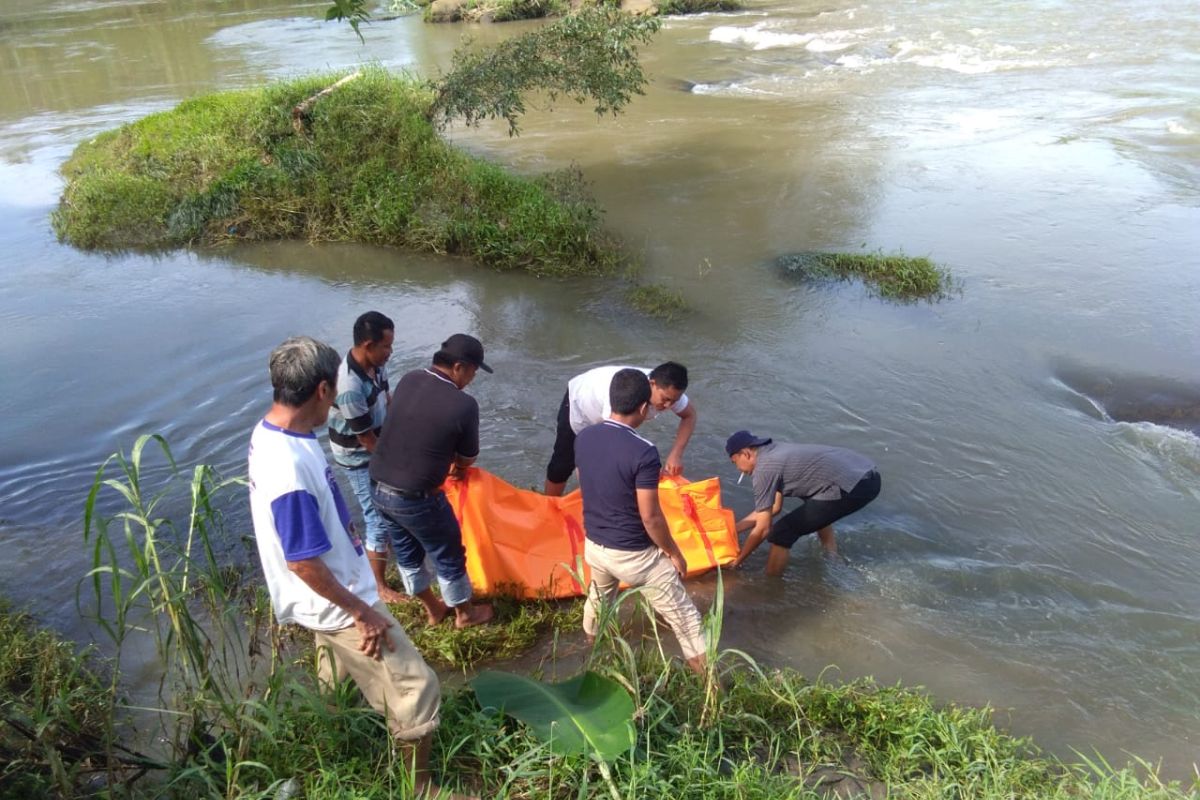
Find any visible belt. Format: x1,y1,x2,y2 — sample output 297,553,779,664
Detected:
374,481,439,500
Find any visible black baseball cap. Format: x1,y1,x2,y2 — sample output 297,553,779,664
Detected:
725,430,771,456
437,333,493,373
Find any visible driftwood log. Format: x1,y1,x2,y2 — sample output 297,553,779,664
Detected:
291,71,362,135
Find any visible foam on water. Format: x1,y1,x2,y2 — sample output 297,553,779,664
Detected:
709,23,816,50
1118,421,1200,477
708,22,1072,76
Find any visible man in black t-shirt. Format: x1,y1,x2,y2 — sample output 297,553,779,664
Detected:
371,334,494,629
575,369,707,674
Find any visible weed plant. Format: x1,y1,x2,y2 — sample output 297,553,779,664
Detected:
0,602,137,798
625,282,688,320
777,250,956,301
3,437,1195,798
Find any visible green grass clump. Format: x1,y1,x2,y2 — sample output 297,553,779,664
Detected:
0,602,123,799
53,68,623,278
777,250,955,301
655,0,743,14
387,593,583,670
625,282,688,320
491,0,567,22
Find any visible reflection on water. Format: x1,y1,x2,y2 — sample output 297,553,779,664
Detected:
0,0,1198,781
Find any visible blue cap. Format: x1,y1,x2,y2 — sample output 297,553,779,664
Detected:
725,430,771,457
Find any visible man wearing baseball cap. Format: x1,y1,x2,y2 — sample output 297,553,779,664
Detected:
370,334,494,628
725,430,881,576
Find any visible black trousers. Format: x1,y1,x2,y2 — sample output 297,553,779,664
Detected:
545,391,575,483
767,470,881,548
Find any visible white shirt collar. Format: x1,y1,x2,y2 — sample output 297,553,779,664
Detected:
423,368,458,389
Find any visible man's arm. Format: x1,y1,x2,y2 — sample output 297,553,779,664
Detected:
637,487,687,577
449,454,476,480
663,402,697,477
733,508,775,568
450,402,481,480
287,557,395,659
355,429,378,453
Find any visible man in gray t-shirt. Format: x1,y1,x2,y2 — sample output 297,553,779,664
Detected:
725,430,881,576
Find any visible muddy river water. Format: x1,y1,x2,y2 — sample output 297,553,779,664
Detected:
1,0,1198,776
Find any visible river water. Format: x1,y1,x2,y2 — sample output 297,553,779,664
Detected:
1,0,1198,778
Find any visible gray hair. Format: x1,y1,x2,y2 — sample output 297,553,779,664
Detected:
269,336,340,407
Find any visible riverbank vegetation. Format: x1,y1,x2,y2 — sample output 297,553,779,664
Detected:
54,9,660,280
0,602,129,798
3,601,1197,799
391,592,583,669
777,250,956,301
3,436,1195,798
327,0,740,27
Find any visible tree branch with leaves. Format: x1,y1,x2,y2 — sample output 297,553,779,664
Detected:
427,7,662,136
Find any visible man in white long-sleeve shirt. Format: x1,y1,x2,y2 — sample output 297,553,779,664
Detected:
544,361,698,496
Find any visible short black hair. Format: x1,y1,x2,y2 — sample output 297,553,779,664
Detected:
353,311,394,346
649,361,688,392
610,368,651,415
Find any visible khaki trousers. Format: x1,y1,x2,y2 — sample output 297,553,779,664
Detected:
583,539,706,661
313,602,440,740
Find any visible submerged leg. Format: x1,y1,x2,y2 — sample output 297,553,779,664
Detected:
816,525,837,555
765,544,791,577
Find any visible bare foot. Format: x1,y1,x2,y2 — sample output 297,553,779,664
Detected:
454,602,494,629
378,586,407,605
424,596,451,627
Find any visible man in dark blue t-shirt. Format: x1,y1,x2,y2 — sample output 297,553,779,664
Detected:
574,368,706,674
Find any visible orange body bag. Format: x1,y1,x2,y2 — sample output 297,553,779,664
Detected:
442,468,739,599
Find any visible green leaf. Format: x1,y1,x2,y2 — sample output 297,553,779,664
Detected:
472,670,634,760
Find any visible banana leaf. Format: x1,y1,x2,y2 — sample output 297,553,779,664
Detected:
472,670,634,760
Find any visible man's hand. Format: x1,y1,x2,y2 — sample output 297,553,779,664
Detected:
355,606,396,660
668,551,687,578
662,452,684,477
448,455,475,482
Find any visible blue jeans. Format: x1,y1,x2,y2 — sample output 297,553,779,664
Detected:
343,466,388,553
371,486,473,607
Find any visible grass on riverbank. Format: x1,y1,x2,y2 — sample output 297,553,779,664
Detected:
388,593,583,670
655,0,744,14
0,601,133,799
10,436,1193,798
423,0,742,24
53,68,623,278
4,597,1197,799
777,250,956,301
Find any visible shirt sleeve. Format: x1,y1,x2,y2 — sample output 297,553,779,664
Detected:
270,490,333,561
457,397,480,459
672,392,690,415
752,469,780,513
336,372,373,434
634,445,662,490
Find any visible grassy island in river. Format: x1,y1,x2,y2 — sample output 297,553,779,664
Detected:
52,68,624,279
